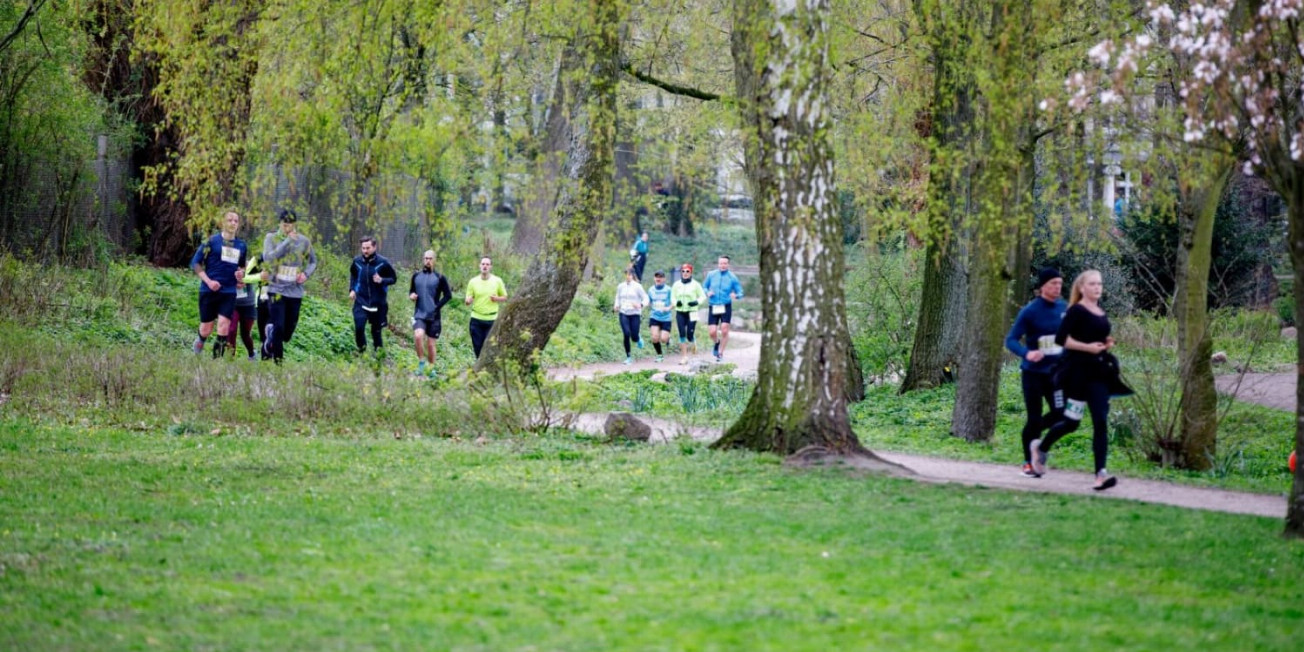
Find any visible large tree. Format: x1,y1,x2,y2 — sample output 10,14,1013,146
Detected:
1074,0,1304,536
474,0,620,374
713,0,883,457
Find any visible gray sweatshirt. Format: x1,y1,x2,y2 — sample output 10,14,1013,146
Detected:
261,232,318,299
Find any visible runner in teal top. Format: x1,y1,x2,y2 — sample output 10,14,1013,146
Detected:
646,270,673,363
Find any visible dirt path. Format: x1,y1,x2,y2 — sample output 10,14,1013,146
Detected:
567,413,1285,518
548,329,763,382
1215,372,1296,412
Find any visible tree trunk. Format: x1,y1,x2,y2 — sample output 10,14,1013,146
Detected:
510,58,570,256
900,231,966,391
475,0,619,373
713,0,878,458
1006,145,1037,324
1173,158,1232,470
1274,161,1304,538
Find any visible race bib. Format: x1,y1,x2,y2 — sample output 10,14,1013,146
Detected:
1038,334,1063,356
711,304,726,315
654,301,668,311
276,265,299,283
1064,398,1086,422
221,246,240,264
236,287,248,299
689,311,700,322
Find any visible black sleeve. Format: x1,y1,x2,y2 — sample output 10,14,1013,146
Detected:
349,259,359,290
380,262,398,286
408,273,417,295
1055,305,1082,346
435,275,453,309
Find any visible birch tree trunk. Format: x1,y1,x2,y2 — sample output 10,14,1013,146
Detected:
474,0,618,374
713,0,879,457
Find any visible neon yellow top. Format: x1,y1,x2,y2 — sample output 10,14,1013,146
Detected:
465,274,507,320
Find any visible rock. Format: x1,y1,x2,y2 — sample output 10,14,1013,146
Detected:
1211,351,1229,365
650,372,668,383
1283,327,1297,340
688,360,713,374
604,412,651,442
616,399,634,410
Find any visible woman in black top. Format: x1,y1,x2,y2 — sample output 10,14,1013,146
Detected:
1028,269,1118,491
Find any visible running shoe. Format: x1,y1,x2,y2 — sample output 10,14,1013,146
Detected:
192,337,203,355
1093,470,1118,491
624,356,632,365
637,339,644,349
655,355,664,363
1029,438,1048,475
1020,463,1041,478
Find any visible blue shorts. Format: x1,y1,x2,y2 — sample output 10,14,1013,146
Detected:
648,318,672,331
199,291,237,323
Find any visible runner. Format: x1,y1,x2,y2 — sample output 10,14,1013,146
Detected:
408,249,452,377
1030,269,1130,491
702,255,744,361
464,256,508,359
671,263,706,365
349,235,398,355
614,267,649,365
646,270,674,363
260,208,317,364
190,211,247,359
1004,267,1067,478
226,253,262,360
630,231,649,281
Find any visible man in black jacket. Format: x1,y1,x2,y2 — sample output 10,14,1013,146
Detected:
349,236,398,354
408,249,453,377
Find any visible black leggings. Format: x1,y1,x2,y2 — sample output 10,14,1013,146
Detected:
675,311,697,342
619,313,641,355
1020,370,1061,463
469,317,494,358
266,295,302,361
1039,380,1111,474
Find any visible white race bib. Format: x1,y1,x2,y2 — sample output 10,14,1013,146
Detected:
1038,334,1063,356
236,287,248,299
1064,399,1086,421
276,265,299,283
654,302,668,311
221,246,240,264
711,304,726,315
689,311,700,322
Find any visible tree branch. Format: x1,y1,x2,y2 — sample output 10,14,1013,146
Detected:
0,0,49,55
620,62,723,102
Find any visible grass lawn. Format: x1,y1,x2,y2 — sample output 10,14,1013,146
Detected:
2,419,1301,651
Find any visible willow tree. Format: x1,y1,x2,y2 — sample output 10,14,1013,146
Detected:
133,0,264,260
713,0,881,456
474,0,620,373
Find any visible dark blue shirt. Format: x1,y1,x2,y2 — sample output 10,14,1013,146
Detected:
190,233,248,295
351,253,398,309
1005,296,1068,374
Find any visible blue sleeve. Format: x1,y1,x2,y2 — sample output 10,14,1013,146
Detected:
731,273,743,298
350,260,360,292
190,243,205,269
1005,306,1029,359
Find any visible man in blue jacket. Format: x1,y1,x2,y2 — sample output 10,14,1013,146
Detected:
350,236,398,355
703,255,744,362
191,211,247,359
1005,267,1067,477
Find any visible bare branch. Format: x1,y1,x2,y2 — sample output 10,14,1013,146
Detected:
619,61,723,102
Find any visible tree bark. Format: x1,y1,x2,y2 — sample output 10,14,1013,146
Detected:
1266,153,1304,538
475,0,619,373
510,59,570,256
713,0,878,457
1173,158,1232,469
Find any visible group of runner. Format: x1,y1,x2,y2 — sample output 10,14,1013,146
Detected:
615,251,744,366
190,210,509,377
1005,267,1128,491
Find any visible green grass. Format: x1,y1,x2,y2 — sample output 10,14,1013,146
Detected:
1,419,1301,651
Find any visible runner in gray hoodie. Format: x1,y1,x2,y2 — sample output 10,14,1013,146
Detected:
260,209,317,363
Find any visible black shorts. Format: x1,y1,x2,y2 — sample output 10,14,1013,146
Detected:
413,316,442,339
198,291,237,323
707,303,732,325
648,318,672,331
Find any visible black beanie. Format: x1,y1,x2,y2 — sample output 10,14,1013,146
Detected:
1036,267,1062,288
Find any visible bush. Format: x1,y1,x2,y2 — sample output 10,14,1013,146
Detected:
845,242,922,379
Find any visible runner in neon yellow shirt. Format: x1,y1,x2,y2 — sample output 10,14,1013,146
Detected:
670,263,706,365
463,256,508,359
